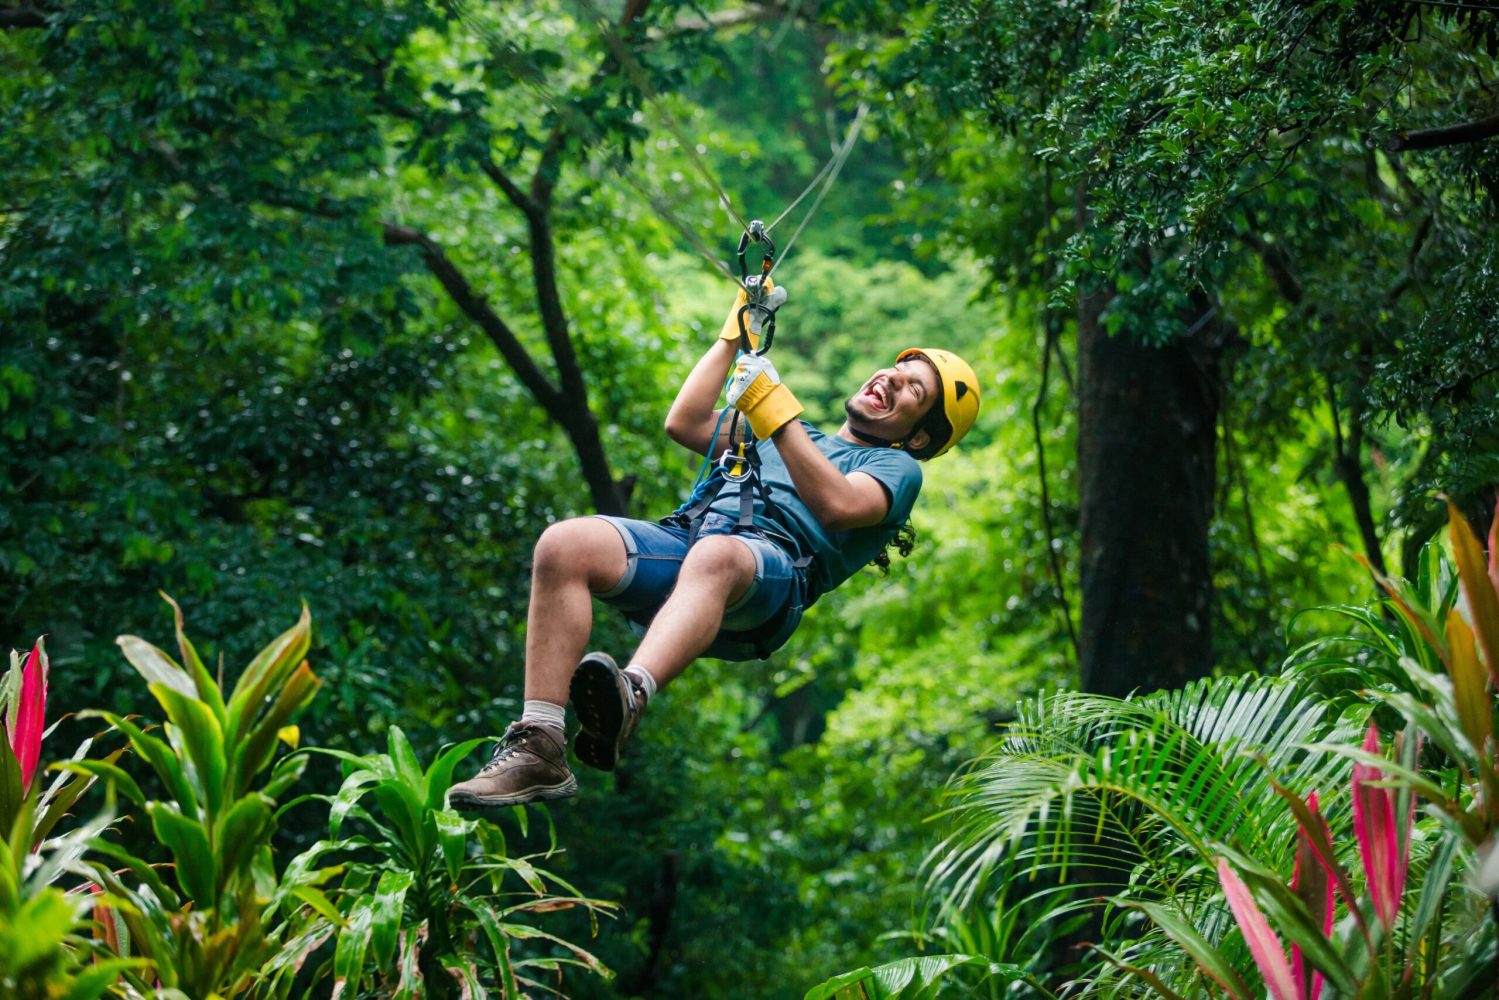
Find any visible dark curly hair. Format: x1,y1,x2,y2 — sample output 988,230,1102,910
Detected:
870,522,916,574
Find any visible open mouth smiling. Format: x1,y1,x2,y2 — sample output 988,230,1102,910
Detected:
863,379,891,412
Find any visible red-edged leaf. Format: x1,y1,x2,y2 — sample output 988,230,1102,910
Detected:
1449,502,1499,685
1488,498,1499,596
1349,550,1447,664
1290,792,1335,1000
1445,611,1493,755
1217,857,1297,1000
13,639,47,793
1263,769,1372,950
1352,723,1405,932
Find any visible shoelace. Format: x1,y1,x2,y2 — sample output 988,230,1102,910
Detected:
480,727,533,774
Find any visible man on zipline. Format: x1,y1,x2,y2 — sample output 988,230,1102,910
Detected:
449,284,979,808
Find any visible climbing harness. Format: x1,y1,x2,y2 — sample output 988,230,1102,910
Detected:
668,220,787,543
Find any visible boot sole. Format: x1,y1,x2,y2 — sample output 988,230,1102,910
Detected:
570,653,627,772
448,774,578,810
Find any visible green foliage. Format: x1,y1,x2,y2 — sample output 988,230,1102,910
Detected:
0,600,617,999
78,601,323,997
837,0,1498,550
889,521,1499,995
289,726,614,998
0,794,145,1000
802,953,1030,1000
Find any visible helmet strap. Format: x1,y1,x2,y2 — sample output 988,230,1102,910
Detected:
847,426,900,448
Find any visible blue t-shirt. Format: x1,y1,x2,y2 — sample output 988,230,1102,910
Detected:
705,422,923,600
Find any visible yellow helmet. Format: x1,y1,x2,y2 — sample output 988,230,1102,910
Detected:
896,348,980,459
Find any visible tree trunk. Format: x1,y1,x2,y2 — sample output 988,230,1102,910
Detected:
1076,291,1220,697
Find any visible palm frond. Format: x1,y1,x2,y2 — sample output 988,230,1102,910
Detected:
928,674,1366,915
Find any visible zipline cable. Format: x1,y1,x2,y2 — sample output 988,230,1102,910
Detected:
569,0,754,235
567,0,866,282
442,0,864,292
443,0,742,282
767,103,866,278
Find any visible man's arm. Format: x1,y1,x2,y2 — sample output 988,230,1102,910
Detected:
664,339,738,457
771,422,892,531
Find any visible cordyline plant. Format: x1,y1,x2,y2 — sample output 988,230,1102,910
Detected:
3,638,128,854
1205,501,1499,998
1,637,145,997
75,596,328,998
268,726,616,999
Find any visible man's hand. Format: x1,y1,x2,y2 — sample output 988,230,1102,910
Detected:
718,279,788,351
727,354,803,440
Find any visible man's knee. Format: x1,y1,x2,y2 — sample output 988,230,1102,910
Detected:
533,517,626,589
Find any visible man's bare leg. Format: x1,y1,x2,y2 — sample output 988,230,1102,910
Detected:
448,517,629,809
523,517,630,704
568,533,758,771
629,534,756,689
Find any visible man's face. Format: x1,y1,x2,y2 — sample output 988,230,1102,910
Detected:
845,357,940,445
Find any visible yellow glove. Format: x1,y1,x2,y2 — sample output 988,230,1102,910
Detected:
726,354,802,439
718,278,787,351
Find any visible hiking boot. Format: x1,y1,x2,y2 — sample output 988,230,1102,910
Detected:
447,722,577,809
569,651,645,772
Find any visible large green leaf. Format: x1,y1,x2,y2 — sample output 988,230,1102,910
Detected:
146,802,216,907
232,662,320,796
386,726,425,794
115,635,196,700
212,792,274,893
0,731,24,835
424,737,489,812
369,869,414,971
161,592,228,725
333,892,376,997
802,954,1017,1000
225,604,312,750
95,713,200,819
434,808,474,888
151,683,227,819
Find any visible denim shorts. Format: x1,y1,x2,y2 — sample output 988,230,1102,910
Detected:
591,513,806,661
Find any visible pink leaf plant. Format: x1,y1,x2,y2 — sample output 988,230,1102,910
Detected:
1290,792,1336,1000
1217,857,1299,1000
1352,722,1412,932
4,637,49,794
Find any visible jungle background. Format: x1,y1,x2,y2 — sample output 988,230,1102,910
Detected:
3,1,1498,997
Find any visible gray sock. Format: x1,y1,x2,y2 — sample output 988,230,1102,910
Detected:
623,664,658,702
520,699,566,735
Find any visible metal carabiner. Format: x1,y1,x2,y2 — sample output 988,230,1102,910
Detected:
718,446,753,483
734,222,780,355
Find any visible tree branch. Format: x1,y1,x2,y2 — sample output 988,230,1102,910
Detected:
1239,230,1304,304
479,158,539,220
1326,374,1385,576
646,1,804,39
1034,317,1080,664
381,222,566,416
0,7,47,29
1387,113,1499,152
